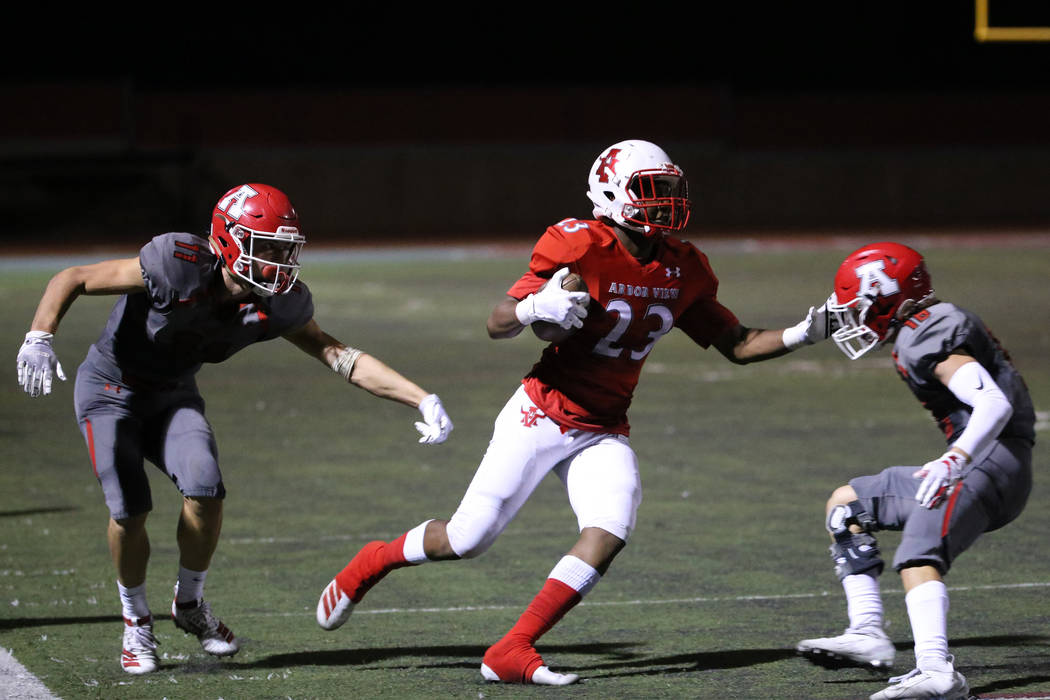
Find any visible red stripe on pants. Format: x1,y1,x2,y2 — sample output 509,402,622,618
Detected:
85,419,99,478
940,485,963,538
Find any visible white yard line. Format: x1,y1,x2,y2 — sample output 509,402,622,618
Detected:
0,647,60,700
244,580,1050,618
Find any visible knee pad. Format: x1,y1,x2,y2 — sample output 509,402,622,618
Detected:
826,500,876,536
826,500,883,579
829,532,884,579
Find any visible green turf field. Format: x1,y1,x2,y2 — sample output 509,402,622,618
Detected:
1,239,1047,699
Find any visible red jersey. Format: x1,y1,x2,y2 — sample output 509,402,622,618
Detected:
506,218,738,435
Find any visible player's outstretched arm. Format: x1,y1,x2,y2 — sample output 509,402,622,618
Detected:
283,320,453,444
712,324,795,364
17,257,144,397
713,300,836,365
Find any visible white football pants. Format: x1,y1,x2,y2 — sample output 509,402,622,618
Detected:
445,385,642,559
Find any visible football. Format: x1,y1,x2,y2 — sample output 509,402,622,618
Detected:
532,272,589,343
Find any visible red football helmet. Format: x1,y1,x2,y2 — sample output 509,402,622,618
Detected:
586,140,691,235
209,183,305,296
828,242,934,359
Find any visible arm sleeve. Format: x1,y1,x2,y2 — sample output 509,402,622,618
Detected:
675,298,740,348
945,360,1013,458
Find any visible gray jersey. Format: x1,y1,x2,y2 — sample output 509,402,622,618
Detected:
892,302,1035,448
89,232,314,387
75,232,315,518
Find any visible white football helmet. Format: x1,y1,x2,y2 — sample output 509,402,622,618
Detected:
586,140,691,235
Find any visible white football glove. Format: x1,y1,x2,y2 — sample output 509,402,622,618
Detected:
515,267,590,330
17,331,66,398
782,295,836,350
414,393,453,445
913,450,968,509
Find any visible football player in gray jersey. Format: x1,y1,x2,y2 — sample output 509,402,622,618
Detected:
15,183,453,675
796,242,1035,700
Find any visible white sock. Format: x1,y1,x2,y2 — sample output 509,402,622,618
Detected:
843,573,884,632
174,566,208,604
548,555,601,596
117,580,150,620
906,579,951,672
402,520,433,564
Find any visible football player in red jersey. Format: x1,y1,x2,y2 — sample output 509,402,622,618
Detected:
315,140,831,684
15,184,453,675
796,243,1034,700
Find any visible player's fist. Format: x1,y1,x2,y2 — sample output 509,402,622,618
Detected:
414,393,453,445
913,450,967,509
516,267,590,332
17,331,66,398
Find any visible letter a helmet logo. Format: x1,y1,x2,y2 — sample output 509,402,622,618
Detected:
216,184,259,220
855,260,900,298
595,148,621,184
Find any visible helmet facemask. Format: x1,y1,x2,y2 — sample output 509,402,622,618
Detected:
828,294,881,359
828,290,937,360
621,171,691,233
224,223,304,296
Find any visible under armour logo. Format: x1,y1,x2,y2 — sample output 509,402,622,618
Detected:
665,266,681,278
520,406,546,427
594,148,621,184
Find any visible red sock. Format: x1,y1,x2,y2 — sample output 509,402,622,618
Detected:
335,532,412,602
510,578,581,642
482,578,582,682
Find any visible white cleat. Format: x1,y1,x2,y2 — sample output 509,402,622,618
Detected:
869,666,969,699
480,662,580,686
121,614,158,674
797,626,895,669
316,578,355,630
172,599,240,656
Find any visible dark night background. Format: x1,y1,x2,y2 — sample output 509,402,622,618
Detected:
5,2,1050,249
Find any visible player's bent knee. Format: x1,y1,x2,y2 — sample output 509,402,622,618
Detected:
825,499,875,536
445,514,500,560
445,529,495,560
826,485,859,512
